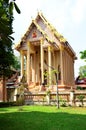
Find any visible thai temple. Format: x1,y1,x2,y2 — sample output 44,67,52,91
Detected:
15,12,77,93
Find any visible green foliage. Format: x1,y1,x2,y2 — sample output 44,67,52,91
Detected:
46,89,51,95
76,86,83,90
60,101,67,107
0,101,17,107
13,55,21,70
14,2,21,14
60,97,67,107
43,69,57,87
17,96,25,106
9,0,21,15
77,95,85,106
77,95,85,101
0,0,20,77
1,106,86,130
79,65,86,78
80,50,86,61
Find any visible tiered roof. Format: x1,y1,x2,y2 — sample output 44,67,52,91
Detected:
15,12,76,59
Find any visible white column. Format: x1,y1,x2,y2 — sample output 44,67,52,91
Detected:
34,53,36,83
32,54,36,83
53,52,55,68
53,51,55,83
48,46,52,85
20,50,24,77
60,45,64,85
27,42,30,85
40,39,44,84
25,56,27,79
14,89,17,101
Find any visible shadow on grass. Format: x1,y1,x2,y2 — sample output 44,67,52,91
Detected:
0,107,17,112
0,108,8,112
0,109,86,130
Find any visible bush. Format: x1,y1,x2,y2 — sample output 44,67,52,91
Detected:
77,86,82,90
60,98,67,107
77,95,85,106
76,86,86,90
0,102,17,107
16,96,25,106
60,100,67,107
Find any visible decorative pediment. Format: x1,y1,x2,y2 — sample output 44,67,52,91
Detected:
27,25,43,41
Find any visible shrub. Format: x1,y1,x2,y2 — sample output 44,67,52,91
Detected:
60,97,67,107
0,102,17,107
77,95,85,106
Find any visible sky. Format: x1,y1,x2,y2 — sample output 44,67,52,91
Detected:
13,0,86,78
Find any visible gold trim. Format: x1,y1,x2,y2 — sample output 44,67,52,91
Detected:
27,41,30,47
59,44,64,51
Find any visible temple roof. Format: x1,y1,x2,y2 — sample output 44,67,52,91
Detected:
15,12,77,59
37,12,66,43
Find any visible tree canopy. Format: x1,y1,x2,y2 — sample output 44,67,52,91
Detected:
0,0,20,77
79,50,86,78
13,55,21,71
79,65,86,78
80,50,86,62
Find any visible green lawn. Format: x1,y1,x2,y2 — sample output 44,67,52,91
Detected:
0,106,86,130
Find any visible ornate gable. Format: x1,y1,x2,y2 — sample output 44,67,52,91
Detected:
27,23,43,42
15,12,76,59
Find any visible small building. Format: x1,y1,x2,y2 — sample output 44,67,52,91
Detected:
75,76,86,90
0,70,19,102
15,12,77,92
6,70,19,102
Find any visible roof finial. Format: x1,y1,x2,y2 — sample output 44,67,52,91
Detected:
38,10,42,16
31,16,35,21
37,9,39,13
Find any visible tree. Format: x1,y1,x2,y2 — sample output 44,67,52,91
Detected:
80,50,86,61
77,95,85,107
79,50,86,78
44,60,59,108
13,55,21,71
79,65,86,78
0,0,20,101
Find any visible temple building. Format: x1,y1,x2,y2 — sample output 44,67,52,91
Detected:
15,12,77,92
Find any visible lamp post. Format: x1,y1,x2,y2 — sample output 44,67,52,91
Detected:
44,60,59,109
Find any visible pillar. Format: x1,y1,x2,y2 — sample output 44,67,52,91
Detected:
48,46,52,85
65,52,67,84
34,53,36,83
60,44,64,85
53,51,55,83
20,50,24,77
53,51,55,68
27,42,30,85
25,56,27,79
40,39,44,84
32,54,36,83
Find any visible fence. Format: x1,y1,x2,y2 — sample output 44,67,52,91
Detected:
24,90,86,106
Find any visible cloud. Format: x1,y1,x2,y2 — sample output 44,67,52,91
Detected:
71,0,86,24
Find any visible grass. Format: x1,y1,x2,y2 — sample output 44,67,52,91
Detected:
0,106,86,130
